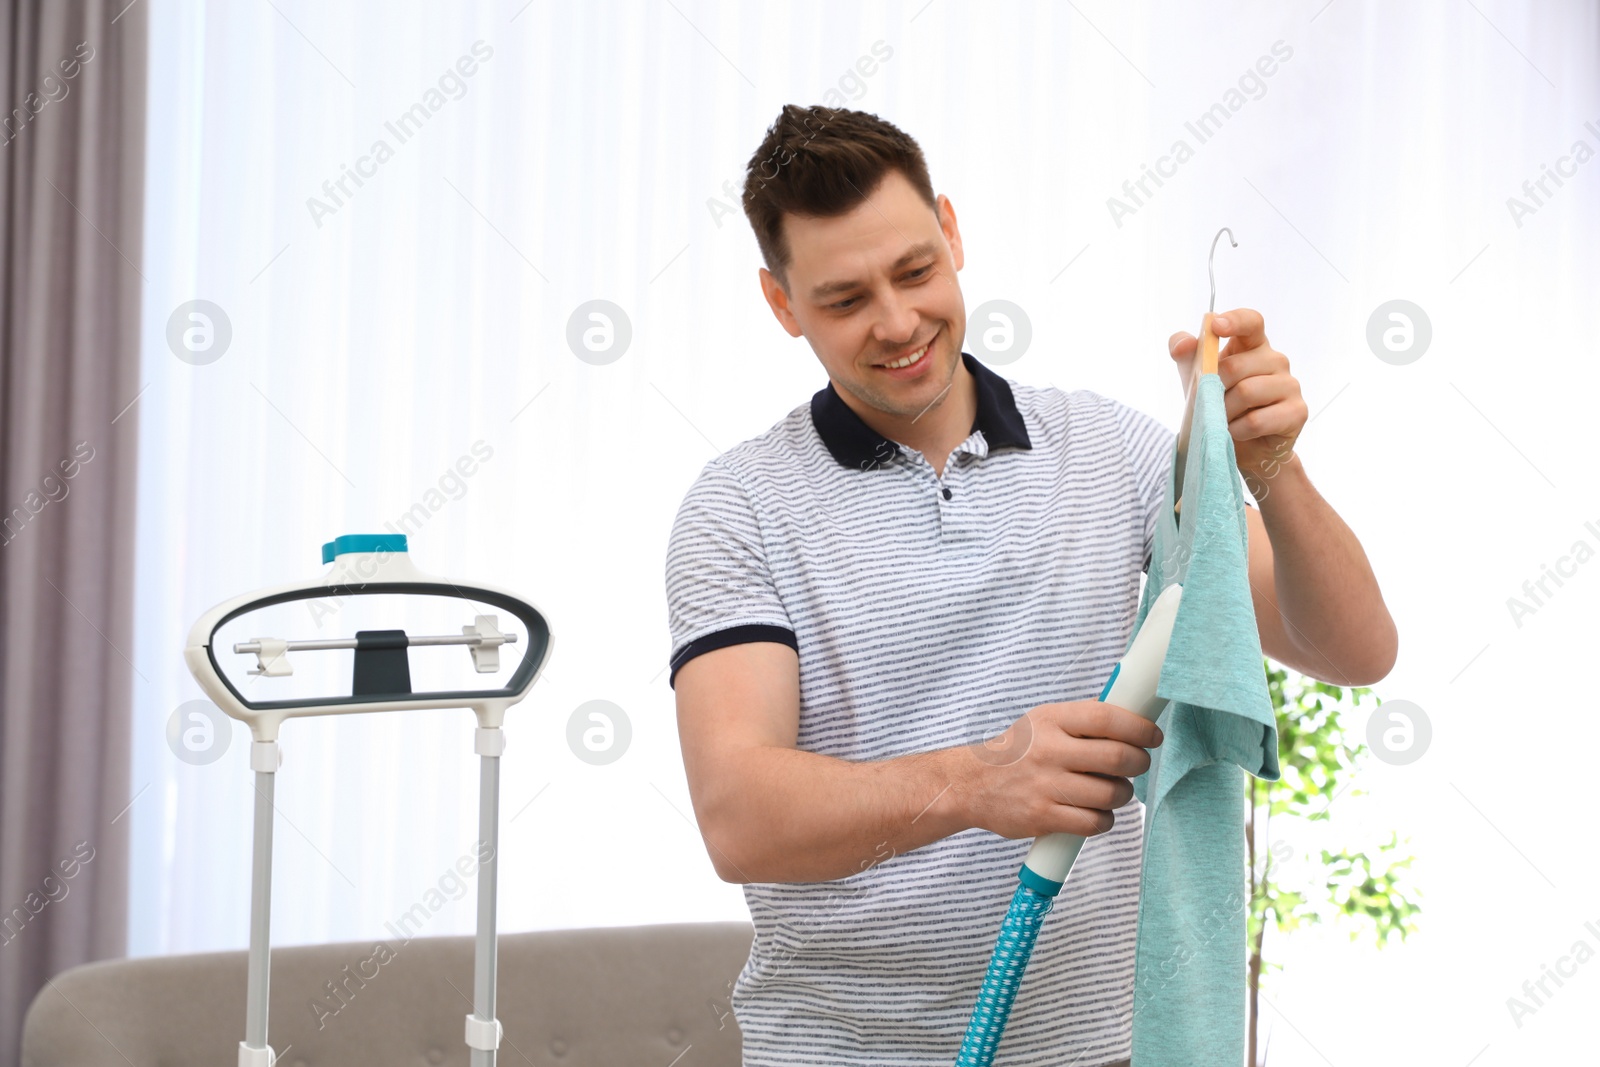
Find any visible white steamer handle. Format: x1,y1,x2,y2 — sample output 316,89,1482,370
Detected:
1021,582,1183,888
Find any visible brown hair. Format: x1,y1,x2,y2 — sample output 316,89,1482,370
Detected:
741,105,937,294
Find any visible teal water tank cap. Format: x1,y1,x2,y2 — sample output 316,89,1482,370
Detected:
322,533,409,564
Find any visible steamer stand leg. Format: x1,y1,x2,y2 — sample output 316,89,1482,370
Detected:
240,740,281,1067
466,727,506,1066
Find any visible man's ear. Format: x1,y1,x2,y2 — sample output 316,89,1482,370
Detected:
759,267,804,339
937,194,964,273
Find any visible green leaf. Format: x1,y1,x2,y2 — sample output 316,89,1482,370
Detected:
1250,659,1424,975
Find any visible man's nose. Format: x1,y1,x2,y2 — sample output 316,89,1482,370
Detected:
871,291,920,348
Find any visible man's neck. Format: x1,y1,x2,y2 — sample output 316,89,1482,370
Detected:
842,357,977,477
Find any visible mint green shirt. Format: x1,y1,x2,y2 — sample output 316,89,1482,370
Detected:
1128,371,1282,1065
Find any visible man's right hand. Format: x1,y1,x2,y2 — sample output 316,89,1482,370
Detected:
962,701,1164,840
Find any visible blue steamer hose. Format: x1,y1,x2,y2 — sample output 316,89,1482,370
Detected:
953,879,1059,1066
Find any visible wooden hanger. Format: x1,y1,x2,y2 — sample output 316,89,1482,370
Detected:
1173,227,1237,521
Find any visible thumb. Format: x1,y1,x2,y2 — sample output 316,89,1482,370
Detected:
1168,331,1197,361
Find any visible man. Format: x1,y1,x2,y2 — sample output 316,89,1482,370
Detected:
664,105,1396,1066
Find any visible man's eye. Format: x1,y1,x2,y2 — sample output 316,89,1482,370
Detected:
830,266,929,311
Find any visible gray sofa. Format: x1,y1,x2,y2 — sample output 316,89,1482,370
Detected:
22,921,753,1066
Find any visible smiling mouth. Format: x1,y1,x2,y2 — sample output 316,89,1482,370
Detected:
877,333,936,370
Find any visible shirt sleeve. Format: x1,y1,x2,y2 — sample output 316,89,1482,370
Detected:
1112,399,1178,576
664,457,796,689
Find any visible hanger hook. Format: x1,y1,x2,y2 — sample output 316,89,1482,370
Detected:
1208,227,1238,313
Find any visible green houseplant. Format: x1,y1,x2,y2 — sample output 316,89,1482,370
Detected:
1246,663,1424,1065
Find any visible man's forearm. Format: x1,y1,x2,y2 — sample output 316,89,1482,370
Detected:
700,743,974,884
1255,452,1397,684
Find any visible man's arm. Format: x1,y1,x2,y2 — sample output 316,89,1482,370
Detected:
674,641,970,883
674,641,1160,884
1244,456,1398,686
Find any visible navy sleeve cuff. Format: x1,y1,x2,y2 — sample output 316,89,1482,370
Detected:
668,624,798,690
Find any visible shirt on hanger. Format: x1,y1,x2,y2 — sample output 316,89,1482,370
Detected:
1127,370,1282,1066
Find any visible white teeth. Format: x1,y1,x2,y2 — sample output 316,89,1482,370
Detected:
883,343,928,370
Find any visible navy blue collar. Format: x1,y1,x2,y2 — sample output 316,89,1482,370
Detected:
809,351,1032,471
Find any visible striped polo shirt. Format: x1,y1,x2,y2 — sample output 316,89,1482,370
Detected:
665,351,1175,1066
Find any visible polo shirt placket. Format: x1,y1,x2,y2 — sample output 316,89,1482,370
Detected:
809,352,1033,553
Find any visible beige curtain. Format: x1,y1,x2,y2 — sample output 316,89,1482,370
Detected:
0,1,146,1062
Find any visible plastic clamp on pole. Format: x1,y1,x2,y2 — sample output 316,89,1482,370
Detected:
238,1040,276,1067
250,741,281,773
475,727,505,757
464,1014,503,1051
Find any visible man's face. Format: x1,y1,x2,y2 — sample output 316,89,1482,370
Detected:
760,169,966,423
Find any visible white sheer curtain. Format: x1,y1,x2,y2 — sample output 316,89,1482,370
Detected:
130,2,1597,1064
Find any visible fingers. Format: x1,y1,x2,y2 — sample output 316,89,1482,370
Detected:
1216,343,1285,388
976,702,1166,841
1169,332,1200,392
1222,369,1297,424
1051,771,1136,812
1047,804,1117,838
1229,399,1306,445
1211,307,1267,351
1054,735,1153,778
1057,701,1164,750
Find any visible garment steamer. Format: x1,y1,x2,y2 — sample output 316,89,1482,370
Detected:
953,229,1238,1064
182,533,553,1067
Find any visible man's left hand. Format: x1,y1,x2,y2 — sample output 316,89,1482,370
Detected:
1167,307,1307,499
